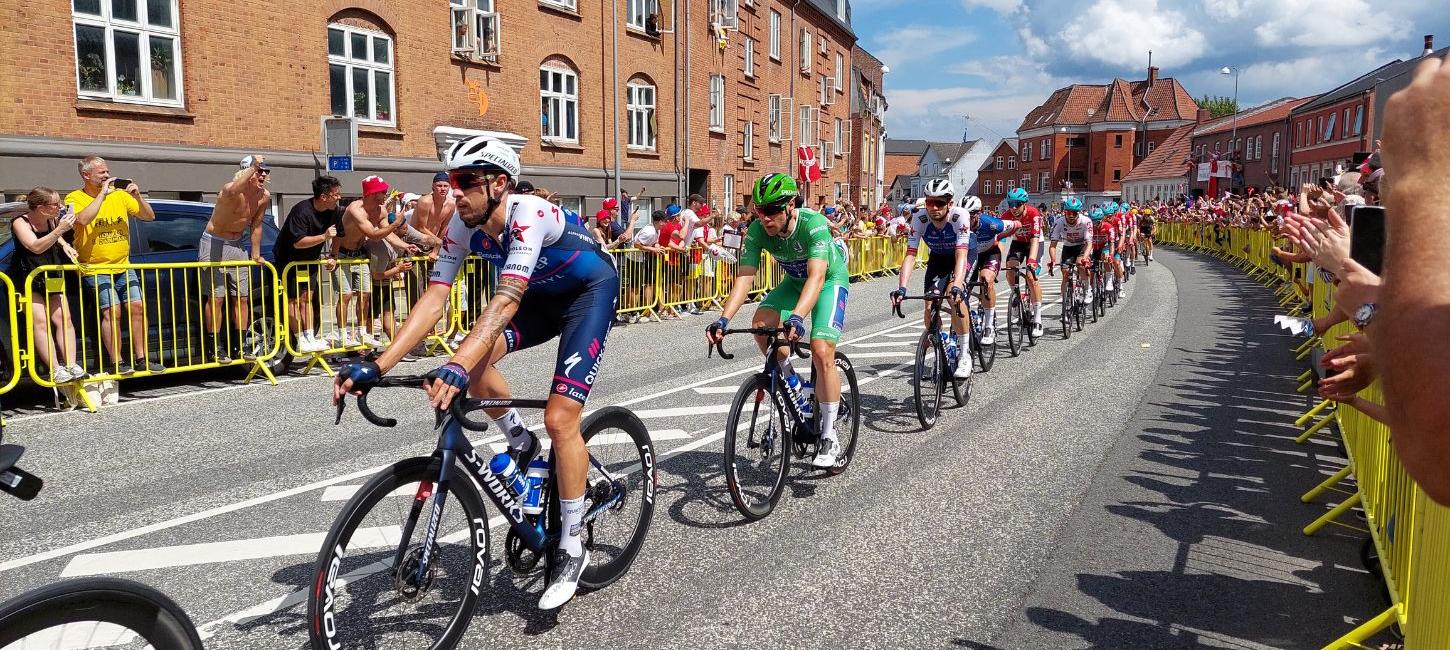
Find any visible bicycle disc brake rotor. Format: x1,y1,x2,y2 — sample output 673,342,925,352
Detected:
393,545,439,601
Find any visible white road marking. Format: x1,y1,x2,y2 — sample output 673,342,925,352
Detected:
841,351,914,359
883,331,923,338
60,525,409,577
692,385,746,395
629,404,734,419
849,341,912,349
320,484,414,503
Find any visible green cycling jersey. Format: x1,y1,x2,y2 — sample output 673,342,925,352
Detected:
739,208,850,285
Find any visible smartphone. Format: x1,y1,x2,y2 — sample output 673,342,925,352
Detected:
1348,205,1386,275
111,178,132,190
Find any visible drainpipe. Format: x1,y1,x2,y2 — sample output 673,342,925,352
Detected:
673,0,682,202
789,0,800,195
612,0,622,202
681,0,691,200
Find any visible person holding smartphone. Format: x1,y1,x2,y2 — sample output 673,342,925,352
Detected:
6,187,84,384
66,155,162,375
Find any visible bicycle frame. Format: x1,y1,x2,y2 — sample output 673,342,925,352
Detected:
711,328,815,433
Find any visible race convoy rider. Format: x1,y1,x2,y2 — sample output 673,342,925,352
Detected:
333,135,617,610
1047,197,1093,313
1137,207,1157,261
890,180,975,379
1002,187,1045,338
707,174,851,469
968,203,1019,346
1089,207,1117,299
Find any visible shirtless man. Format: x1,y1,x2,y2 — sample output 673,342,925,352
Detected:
200,155,271,363
410,172,456,262
333,176,439,348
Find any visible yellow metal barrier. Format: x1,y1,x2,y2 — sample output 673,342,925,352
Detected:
656,248,718,316
1160,222,1450,649
0,273,23,396
615,247,663,320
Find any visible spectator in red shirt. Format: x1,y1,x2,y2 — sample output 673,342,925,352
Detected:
656,204,685,319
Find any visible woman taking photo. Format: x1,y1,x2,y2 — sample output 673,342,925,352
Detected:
7,187,84,384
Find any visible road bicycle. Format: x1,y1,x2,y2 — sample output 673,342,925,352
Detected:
1090,253,1109,321
0,431,205,650
313,377,656,649
1003,263,1040,355
710,327,860,521
966,275,998,372
892,291,968,429
1060,260,1087,339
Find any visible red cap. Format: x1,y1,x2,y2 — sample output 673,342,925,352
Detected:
361,175,390,196
602,197,619,209
698,204,712,217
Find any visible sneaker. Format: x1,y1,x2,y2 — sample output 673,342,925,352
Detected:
401,353,419,363
1148,254,1154,261
51,366,76,383
215,346,233,364
324,331,342,346
145,361,166,373
981,330,996,346
66,364,87,381
241,334,259,361
953,355,973,379
811,437,842,469
539,549,590,610
360,332,383,348
115,362,135,376
1031,322,1044,338
341,332,361,348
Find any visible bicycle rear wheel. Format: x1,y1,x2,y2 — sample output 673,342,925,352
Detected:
1060,282,1072,340
826,352,861,476
0,577,203,650
913,331,944,429
307,456,487,650
976,308,997,372
724,374,791,521
575,406,656,589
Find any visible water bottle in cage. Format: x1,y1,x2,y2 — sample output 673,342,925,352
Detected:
784,369,813,420
941,331,959,366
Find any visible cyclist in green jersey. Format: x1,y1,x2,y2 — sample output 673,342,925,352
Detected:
706,173,850,468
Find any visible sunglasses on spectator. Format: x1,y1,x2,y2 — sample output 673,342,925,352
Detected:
756,203,789,216
256,169,270,176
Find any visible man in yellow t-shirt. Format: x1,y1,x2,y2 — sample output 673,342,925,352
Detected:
66,155,162,375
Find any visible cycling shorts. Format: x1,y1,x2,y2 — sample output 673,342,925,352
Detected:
1006,240,1033,264
1090,246,1109,264
1061,244,1086,265
759,276,847,343
501,276,619,404
974,246,1002,275
923,254,958,295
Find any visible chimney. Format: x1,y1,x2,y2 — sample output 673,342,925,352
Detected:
1146,66,1159,88
1424,34,1436,57
1196,107,1211,123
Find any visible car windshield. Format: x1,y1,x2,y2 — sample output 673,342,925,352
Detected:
0,204,23,248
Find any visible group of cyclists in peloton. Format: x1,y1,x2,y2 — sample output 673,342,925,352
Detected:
330,134,1158,617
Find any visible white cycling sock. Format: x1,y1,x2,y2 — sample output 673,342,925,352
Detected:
492,409,531,451
559,495,586,556
955,334,968,350
984,309,995,330
818,401,839,443
1032,302,1042,321
304,329,315,340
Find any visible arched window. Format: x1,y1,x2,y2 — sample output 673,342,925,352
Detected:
540,61,579,142
328,22,394,124
626,79,656,150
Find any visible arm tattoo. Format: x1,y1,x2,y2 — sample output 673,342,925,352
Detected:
464,276,527,353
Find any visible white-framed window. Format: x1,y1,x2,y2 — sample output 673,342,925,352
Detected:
540,64,579,142
724,175,735,213
708,74,725,131
328,25,395,125
833,53,842,92
1039,171,1049,192
541,0,577,12
1255,135,1263,160
1147,141,1155,155
995,156,1003,170
743,121,755,161
833,118,843,154
1324,113,1336,141
709,0,738,29
743,36,755,78
1040,139,1050,159
1007,179,1015,189
452,0,500,61
72,0,184,105
1353,106,1363,135
626,81,656,150
835,182,843,202
1271,132,1280,160
799,105,815,145
1022,143,1031,162
819,75,829,105
1020,174,1029,189
768,94,782,142
625,0,658,31
821,140,833,168
1317,116,1324,143
799,29,812,73
995,180,1003,194
819,34,828,56
769,10,781,60
1008,156,1015,170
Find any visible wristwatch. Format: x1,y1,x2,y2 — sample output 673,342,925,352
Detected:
1353,302,1377,329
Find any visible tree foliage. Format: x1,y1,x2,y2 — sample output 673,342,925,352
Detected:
1197,95,1239,119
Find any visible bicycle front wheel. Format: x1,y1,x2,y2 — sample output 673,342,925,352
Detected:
1060,285,1073,340
977,310,998,372
913,331,944,429
578,406,657,589
307,455,488,650
0,578,203,650
1005,296,1022,357
827,352,861,476
724,374,792,521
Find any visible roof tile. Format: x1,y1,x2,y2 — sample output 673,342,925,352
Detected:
1122,124,1196,182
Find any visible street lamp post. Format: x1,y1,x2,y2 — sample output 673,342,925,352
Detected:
1220,65,1240,191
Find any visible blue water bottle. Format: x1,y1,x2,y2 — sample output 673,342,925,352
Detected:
785,371,812,419
488,452,527,498
522,458,550,515
942,332,959,366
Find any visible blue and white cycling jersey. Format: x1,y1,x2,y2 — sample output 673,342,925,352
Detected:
972,214,1017,254
905,207,973,256
429,193,616,294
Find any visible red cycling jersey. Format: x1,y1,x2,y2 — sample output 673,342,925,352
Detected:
1008,205,1043,243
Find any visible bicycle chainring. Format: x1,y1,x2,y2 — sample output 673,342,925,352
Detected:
505,529,542,574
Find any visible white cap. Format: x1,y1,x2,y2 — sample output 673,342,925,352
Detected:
401,192,421,204
239,155,270,170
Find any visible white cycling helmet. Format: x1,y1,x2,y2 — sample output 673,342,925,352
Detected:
924,178,955,198
443,135,520,178
914,197,927,210
959,195,982,212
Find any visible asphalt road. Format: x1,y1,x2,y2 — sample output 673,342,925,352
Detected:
0,249,1384,649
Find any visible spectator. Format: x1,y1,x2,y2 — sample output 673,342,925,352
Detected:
623,210,669,323
200,155,271,363
1370,52,1450,505
411,172,456,262
65,155,163,375
657,204,685,319
351,181,437,352
331,175,405,348
273,175,342,354
7,187,83,383
593,198,623,247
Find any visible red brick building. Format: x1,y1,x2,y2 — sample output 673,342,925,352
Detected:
848,45,886,210
1121,124,1193,204
973,139,1018,208
1287,62,1389,189
882,139,927,204
1015,66,1197,206
1188,96,1313,196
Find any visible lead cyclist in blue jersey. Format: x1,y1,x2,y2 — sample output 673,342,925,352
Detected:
333,135,617,610
890,179,976,379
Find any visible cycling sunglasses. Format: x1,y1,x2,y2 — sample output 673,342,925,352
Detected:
925,198,950,208
1006,200,1026,208
755,202,789,216
447,170,493,190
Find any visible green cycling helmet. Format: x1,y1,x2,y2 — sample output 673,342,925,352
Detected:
752,173,798,207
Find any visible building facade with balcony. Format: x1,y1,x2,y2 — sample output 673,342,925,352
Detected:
1188,96,1313,196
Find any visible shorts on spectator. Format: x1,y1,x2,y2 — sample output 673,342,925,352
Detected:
623,254,657,283
333,257,373,294
83,269,142,310
198,232,251,296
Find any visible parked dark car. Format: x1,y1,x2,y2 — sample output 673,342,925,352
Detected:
0,200,290,383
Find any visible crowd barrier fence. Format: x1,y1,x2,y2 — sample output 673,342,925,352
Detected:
1158,222,1450,649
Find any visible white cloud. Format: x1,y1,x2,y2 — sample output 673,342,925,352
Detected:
871,26,977,71
885,87,993,116
959,0,1022,13
1202,0,1243,20
1061,0,1207,69
1253,0,1404,48
883,86,1043,141
1178,47,1391,105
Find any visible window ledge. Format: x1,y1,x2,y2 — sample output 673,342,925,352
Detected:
358,124,404,138
75,99,194,120
625,25,662,41
452,53,501,68
541,139,584,151
709,127,726,136
626,148,661,158
538,1,582,18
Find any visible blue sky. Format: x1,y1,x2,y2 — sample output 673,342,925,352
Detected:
855,0,1450,143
